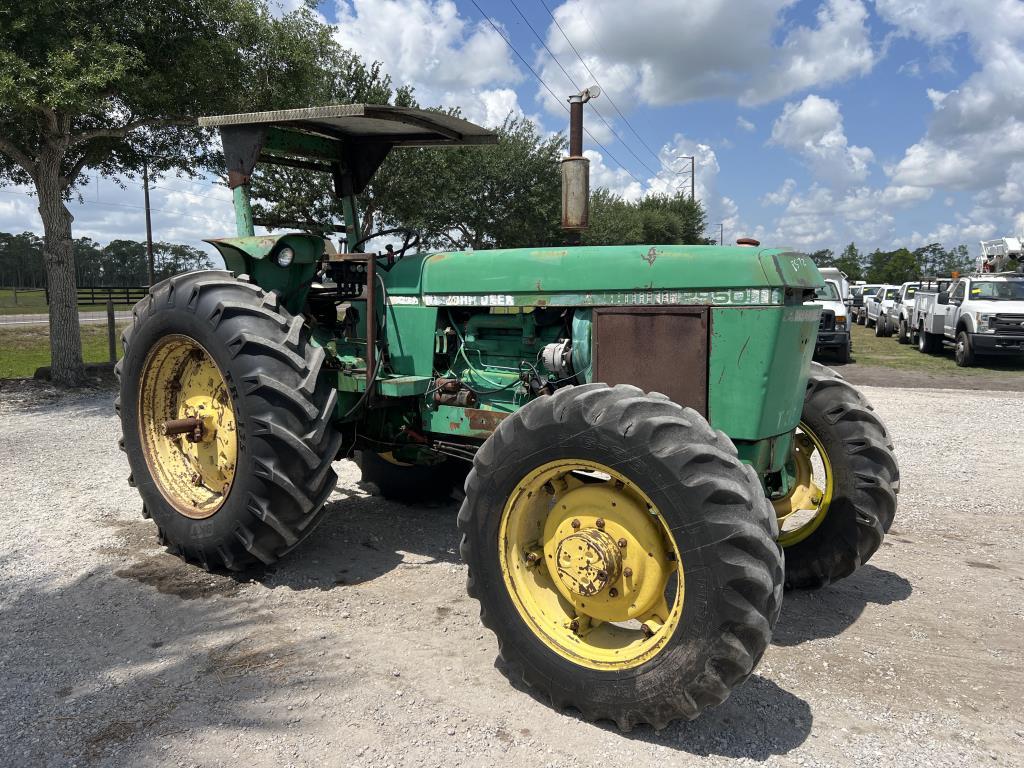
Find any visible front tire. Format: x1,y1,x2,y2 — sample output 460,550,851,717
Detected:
116,271,342,570
458,384,783,730
955,330,976,367
775,364,899,589
356,450,468,503
897,317,910,344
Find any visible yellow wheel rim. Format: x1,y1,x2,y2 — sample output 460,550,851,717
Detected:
773,422,833,547
137,335,238,520
498,460,683,671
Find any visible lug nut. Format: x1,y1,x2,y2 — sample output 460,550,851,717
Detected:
617,538,627,548
525,552,540,565
608,587,618,598
569,619,580,632
623,567,633,578
640,623,654,639
570,519,581,530
595,518,605,529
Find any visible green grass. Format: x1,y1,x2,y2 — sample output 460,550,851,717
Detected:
0,322,129,378
850,323,1024,376
0,288,135,315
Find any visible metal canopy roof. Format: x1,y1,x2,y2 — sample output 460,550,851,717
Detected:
198,104,496,147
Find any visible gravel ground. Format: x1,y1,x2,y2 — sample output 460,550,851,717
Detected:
0,380,1022,767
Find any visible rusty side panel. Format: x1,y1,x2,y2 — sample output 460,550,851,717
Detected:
591,307,709,416
466,409,510,433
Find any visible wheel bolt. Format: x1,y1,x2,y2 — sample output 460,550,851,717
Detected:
641,623,654,638
623,567,633,578
596,569,608,580
608,588,618,597
525,552,540,565
569,619,580,632
595,518,605,529
617,538,627,548
570,519,581,530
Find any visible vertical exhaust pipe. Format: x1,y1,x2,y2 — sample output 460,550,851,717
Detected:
562,86,600,243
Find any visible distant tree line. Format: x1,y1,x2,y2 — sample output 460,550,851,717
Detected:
808,242,974,284
583,190,711,247
0,231,212,289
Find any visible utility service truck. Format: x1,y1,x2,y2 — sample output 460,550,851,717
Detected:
914,273,1024,364
114,100,898,730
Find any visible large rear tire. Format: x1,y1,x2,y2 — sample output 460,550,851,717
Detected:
116,271,342,570
775,364,899,589
458,384,783,730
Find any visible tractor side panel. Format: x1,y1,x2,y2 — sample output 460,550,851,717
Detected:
384,304,438,377
591,307,708,417
708,306,819,440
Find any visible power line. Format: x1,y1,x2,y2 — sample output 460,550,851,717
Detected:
467,0,643,187
536,0,665,169
507,0,660,178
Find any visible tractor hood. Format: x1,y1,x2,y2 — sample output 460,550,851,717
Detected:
384,245,823,307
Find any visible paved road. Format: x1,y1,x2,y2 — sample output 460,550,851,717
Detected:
0,310,133,326
0,381,1021,767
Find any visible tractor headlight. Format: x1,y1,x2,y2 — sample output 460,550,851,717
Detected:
276,247,295,267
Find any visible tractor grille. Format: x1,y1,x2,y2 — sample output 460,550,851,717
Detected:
991,314,1024,334
819,310,836,332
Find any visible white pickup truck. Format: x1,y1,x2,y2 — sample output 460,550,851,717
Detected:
913,273,1024,365
864,285,900,336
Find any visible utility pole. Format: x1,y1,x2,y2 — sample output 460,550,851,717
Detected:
143,157,155,286
720,223,724,246
672,154,696,201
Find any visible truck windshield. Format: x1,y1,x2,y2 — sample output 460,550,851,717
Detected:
969,281,1024,300
814,283,840,301
884,289,898,300
904,286,917,298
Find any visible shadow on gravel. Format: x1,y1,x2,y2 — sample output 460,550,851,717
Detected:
0,566,333,767
106,486,463,596
501,665,811,758
772,564,912,647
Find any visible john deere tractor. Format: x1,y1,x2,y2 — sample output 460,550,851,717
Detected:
116,103,898,730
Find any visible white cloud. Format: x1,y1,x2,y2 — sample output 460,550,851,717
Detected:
761,178,797,206
736,116,756,132
584,149,644,202
879,0,1024,197
332,0,522,118
770,95,874,187
0,174,232,260
535,0,876,115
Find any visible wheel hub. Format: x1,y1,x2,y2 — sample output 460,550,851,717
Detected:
499,461,684,671
773,422,832,547
137,335,238,519
555,528,622,597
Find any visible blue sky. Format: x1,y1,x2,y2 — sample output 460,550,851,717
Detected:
3,0,1022,257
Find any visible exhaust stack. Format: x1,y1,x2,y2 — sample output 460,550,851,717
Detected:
562,86,600,240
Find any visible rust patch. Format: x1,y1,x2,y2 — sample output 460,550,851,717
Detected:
466,409,509,433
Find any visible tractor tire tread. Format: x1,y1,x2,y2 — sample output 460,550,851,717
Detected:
458,384,783,730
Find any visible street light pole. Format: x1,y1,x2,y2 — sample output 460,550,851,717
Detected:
143,157,155,286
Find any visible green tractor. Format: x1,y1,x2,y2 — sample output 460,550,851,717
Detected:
116,103,898,730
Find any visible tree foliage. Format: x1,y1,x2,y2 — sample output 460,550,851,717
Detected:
0,0,366,384
0,230,211,288
252,114,566,251
583,189,710,246
808,240,973,284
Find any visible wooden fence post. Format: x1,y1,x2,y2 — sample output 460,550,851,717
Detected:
107,298,116,364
